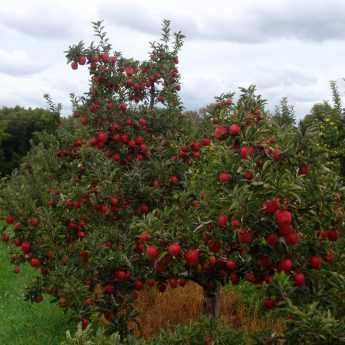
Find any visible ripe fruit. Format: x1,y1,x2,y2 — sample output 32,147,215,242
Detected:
97,131,108,143
278,223,293,236
201,137,211,146
1,233,9,242
71,62,78,70
138,203,149,215
82,319,89,330
231,219,240,229
244,171,254,180
169,175,179,185
185,249,199,266
119,103,127,112
30,258,41,268
138,231,151,242
100,52,109,62
266,233,278,247
262,198,280,214
110,196,119,206
21,241,31,254
80,116,88,125
135,136,145,145
5,214,14,224
294,272,305,287
299,164,310,176
327,230,339,241
125,66,134,76
152,180,161,188
115,270,127,281
178,279,187,287
191,143,201,152
285,231,299,246
78,56,86,65
310,256,322,269
272,148,282,161
240,146,249,159
218,172,232,184
217,214,228,227
29,217,39,226
214,126,228,139
230,272,239,285
208,240,220,253
226,260,237,270
263,298,274,310
275,210,292,224
134,280,144,290
238,229,254,244
77,231,86,239
146,279,156,287
168,243,181,257
279,259,293,272
104,284,114,294
229,124,241,136
146,245,159,259
240,146,254,159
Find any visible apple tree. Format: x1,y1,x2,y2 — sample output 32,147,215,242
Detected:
0,20,201,335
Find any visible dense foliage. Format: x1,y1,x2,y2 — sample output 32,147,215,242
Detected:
0,105,60,175
301,81,345,178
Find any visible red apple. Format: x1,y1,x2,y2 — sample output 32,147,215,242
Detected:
310,256,322,269
185,249,199,266
294,272,305,287
218,172,232,184
168,243,181,257
146,245,159,259
229,124,241,136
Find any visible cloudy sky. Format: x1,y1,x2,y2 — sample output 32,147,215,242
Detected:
1,0,345,119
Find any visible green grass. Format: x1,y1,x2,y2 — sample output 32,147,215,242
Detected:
0,245,70,345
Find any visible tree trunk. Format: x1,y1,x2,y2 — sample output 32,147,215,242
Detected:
149,84,155,110
202,284,220,319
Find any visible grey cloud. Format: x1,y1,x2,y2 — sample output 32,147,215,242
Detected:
256,67,318,89
99,4,159,36
0,49,49,76
0,0,343,122
100,0,345,43
0,4,85,40
200,4,345,43
99,2,203,39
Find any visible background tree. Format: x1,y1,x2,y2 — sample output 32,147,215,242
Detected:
0,106,60,175
300,81,345,178
273,97,296,127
